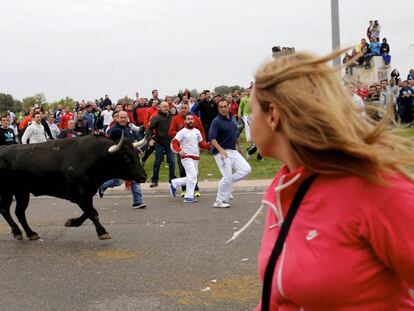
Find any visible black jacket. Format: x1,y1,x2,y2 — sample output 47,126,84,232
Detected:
0,128,17,146
146,112,173,146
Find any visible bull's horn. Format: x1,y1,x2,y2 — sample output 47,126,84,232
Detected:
133,137,146,148
108,131,124,153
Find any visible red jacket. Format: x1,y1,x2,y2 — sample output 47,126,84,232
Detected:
127,111,136,125
256,166,414,310
134,106,148,126
229,101,239,117
144,107,158,129
59,112,74,129
168,113,206,141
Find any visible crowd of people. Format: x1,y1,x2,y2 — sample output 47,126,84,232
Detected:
341,20,414,125
0,87,256,209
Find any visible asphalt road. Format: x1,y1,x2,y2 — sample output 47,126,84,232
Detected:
0,192,265,311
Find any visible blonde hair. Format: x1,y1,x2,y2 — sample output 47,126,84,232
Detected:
254,49,414,184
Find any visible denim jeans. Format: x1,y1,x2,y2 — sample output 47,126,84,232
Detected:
151,143,176,183
101,179,143,205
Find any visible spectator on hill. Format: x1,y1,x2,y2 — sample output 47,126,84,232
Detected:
356,38,370,66
366,20,373,40
371,20,381,40
380,38,391,67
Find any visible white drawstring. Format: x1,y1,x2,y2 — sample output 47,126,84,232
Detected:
274,173,301,192
226,173,301,243
226,203,265,244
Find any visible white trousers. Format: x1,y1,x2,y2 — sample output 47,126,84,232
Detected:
171,158,199,199
214,150,251,202
242,115,252,142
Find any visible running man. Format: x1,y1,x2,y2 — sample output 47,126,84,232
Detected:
169,114,210,203
209,99,251,208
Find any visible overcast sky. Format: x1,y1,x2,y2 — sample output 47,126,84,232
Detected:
0,0,413,102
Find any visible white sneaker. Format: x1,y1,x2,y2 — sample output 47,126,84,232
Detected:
213,201,230,208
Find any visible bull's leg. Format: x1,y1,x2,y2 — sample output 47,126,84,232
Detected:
0,193,23,240
64,213,88,227
78,197,111,240
14,191,39,240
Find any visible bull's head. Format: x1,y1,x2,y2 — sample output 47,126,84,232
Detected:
107,132,147,183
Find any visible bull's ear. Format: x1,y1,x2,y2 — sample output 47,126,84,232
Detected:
108,131,124,153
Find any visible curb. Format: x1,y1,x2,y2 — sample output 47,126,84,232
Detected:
103,180,271,196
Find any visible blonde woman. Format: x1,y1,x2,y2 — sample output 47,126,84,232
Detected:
249,50,414,310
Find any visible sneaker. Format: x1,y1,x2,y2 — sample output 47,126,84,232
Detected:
169,183,176,197
194,191,201,197
183,197,197,203
150,182,158,188
180,192,185,198
213,201,230,208
132,203,147,209
98,187,104,198
247,144,257,155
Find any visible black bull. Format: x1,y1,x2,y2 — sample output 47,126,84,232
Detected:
0,134,147,240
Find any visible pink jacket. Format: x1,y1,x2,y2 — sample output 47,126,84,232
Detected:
256,166,414,310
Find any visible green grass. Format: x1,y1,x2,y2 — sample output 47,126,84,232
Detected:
145,128,414,182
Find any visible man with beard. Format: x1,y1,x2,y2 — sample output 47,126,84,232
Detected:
168,101,206,197
169,114,210,203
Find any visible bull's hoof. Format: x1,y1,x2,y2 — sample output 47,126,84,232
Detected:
28,234,40,240
13,233,24,240
98,233,112,240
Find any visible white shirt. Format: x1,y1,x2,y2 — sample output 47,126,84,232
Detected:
22,122,47,144
48,122,60,139
352,94,366,116
174,127,203,156
101,110,113,126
